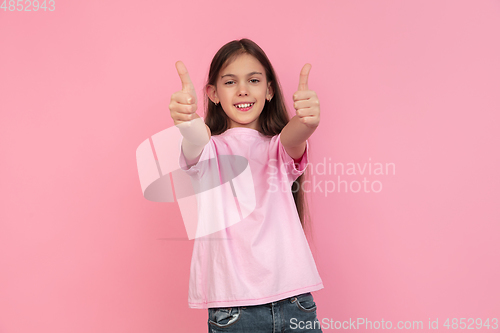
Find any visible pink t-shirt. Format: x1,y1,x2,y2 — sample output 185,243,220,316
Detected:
178,126,324,309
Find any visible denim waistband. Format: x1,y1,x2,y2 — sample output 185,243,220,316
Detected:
242,292,311,309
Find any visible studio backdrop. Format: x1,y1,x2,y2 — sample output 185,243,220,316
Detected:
1,0,499,332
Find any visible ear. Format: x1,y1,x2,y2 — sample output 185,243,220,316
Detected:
206,84,218,104
267,82,274,101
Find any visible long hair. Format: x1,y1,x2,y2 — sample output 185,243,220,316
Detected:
203,38,312,232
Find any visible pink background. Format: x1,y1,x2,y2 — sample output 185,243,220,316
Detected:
1,0,499,332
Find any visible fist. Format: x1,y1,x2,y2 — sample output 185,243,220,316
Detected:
169,61,198,126
292,63,320,128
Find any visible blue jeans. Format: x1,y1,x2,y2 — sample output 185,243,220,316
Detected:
207,292,322,332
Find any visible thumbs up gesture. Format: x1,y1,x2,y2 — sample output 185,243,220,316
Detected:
169,61,199,126
292,64,320,128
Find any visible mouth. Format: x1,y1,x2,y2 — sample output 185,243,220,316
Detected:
234,102,255,112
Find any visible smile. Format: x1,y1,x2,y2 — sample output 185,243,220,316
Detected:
234,102,255,111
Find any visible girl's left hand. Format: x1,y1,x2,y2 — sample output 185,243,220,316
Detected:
292,63,320,128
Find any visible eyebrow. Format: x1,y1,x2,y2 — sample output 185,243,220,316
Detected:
220,71,263,79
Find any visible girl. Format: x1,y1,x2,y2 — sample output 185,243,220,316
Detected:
169,38,323,332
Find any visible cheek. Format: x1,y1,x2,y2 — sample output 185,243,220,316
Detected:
251,87,266,99
220,98,230,107
220,90,234,102
218,94,229,104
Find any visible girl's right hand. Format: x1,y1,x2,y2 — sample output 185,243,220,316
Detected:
169,61,198,126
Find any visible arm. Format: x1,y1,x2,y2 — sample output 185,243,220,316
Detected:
177,114,211,166
281,63,321,162
280,115,318,162
170,61,211,166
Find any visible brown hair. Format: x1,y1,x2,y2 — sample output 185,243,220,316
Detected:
203,38,312,233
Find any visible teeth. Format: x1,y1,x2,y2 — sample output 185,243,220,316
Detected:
235,103,254,108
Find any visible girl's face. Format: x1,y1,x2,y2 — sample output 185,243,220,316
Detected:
207,53,273,130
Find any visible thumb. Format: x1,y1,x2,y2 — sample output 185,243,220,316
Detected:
175,61,196,100
298,63,311,91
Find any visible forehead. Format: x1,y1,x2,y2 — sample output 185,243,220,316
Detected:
220,53,265,76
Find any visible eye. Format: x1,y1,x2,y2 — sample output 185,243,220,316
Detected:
224,80,235,85
250,79,260,83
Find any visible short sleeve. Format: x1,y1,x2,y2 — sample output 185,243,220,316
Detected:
276,132,309,182
178,137,214,178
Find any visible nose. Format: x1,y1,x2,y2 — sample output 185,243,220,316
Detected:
237,83,249,96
